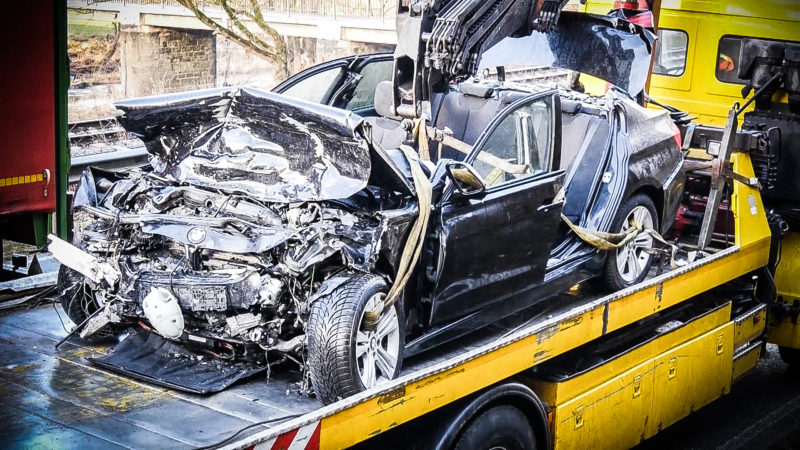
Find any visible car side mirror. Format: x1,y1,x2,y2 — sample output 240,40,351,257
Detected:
445,161,486,197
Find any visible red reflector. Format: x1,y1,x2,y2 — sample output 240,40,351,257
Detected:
305,423,320,450
271,428,299,450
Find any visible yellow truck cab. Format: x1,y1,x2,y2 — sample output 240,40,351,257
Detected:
582,0,800,126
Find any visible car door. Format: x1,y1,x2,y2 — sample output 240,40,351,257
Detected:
272,53,393,116
429,92,565,326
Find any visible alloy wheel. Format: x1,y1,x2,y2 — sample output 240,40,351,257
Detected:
355,293,400,388
616,205,655,283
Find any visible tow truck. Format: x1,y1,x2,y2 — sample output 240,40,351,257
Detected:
1,0,798,448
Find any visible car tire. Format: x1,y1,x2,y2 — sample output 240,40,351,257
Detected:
57,265,118,338
779,346,800,368
454,405,536,450
603,193,659,291
307,273,404,405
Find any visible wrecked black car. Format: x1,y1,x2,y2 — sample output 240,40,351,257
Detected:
51,12,684,404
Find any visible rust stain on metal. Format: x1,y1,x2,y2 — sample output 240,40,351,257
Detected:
428,393,445,403
655,283,664,308
414,367,465,390
371,396,414,416
536,325,558,344
559,316,583,330
378,386,406,406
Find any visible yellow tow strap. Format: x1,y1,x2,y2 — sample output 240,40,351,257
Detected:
363,144,432,330
561,213,642,251
562,213,689,269
411,117,431,161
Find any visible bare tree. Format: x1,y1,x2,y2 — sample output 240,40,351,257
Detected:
176,0,289,78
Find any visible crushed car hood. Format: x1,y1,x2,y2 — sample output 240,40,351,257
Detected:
114,87,371,203
478,12,655,96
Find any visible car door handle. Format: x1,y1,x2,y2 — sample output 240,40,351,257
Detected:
537,200,564,213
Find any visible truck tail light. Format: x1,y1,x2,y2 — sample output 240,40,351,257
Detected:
671,122,682,149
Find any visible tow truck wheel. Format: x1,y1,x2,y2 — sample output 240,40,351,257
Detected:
779,346,800,368
307,273,404,405
604,194,658,291
57,265,117,338
454,405,536,450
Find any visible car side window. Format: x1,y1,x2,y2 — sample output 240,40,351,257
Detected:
280,66,343,104
345,60,393,111
471,96,554,187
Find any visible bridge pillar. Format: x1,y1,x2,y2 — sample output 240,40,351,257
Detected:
120,25,216,98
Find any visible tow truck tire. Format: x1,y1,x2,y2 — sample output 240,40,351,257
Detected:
307,273,404,405
454,405,536,450
779,346,800,368
57,265,117,338
603,194,658,291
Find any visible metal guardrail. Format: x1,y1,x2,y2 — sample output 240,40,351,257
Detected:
73,0,397,20
68,117,149,183
69,147,150,183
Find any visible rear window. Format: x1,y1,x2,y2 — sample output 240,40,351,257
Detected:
653,29,688,77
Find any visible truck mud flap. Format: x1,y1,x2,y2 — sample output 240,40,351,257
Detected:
89,329,265,394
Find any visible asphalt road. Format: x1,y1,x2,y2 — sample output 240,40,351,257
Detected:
638,344,800,450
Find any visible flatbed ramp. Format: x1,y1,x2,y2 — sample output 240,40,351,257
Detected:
0,289,599,448
0,305,321,448
0,154,770,448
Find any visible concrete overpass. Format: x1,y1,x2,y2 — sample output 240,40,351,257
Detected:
67,0,398,45
68,0,399,97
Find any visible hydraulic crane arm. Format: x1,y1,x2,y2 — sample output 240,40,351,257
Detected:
391,0,567,118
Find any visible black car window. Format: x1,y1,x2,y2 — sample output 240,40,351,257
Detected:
280,66,343,104
471,96,554,187
345,60,394,111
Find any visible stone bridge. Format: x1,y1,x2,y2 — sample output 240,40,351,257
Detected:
68,0,397,97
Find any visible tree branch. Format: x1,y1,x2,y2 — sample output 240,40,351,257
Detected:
247,0,287,59
219,0,274,56
176,0,284,64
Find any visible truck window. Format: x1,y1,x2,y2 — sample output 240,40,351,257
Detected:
716,36,744,84
716,35,800,85
653,29,688,77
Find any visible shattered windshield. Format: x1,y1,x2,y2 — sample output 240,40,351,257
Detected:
114,87,371,203
478,12,655,95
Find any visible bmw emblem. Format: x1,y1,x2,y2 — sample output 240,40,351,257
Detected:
187,227,207,244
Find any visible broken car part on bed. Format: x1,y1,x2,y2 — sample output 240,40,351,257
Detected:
50,9,684,404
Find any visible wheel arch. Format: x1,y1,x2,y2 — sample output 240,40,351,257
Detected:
434,380,551,450
629,184,662,221
625,183,671,234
